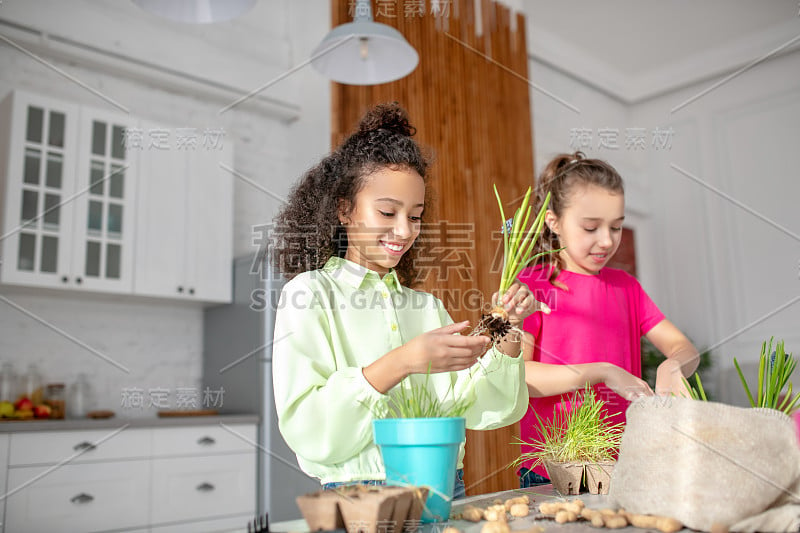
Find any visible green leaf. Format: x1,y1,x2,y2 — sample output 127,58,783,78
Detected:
494,187,554,295
735,338,798,414
734,357,756,408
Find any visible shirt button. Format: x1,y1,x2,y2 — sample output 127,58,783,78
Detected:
391,323,398,332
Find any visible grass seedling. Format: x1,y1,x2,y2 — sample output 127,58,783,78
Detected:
510,385,624,469
471,185,556,345
369,365,475,419
682,373,708,401
734,337,799,415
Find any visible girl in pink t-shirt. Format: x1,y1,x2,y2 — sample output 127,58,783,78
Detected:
516,151,700,486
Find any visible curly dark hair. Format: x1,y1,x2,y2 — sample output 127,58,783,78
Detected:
271,102,432,287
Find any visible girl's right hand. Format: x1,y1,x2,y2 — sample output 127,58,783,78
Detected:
404,321,491,375
601,363,654,400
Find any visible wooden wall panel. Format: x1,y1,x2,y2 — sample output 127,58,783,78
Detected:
331,0,535,496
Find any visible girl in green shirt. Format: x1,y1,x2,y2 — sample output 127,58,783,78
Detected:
271,103,542,494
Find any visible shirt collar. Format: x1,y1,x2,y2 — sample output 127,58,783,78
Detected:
323,256,402,292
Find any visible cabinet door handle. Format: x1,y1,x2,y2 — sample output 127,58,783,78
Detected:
61,275,69,283
177,286,184,293
73,441,97,452
196,482,215,492
197,436,215,446
189,287,195,295
75,276,83,284
70,492,95,504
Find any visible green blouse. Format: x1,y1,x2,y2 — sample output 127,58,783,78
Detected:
272,256,528,484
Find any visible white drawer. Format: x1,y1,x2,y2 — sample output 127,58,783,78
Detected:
5,459,150,532
151,453,256,524
8,427,151,466
152,423,255,457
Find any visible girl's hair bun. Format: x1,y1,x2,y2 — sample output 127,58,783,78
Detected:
555,150,585,169
358,102,416,137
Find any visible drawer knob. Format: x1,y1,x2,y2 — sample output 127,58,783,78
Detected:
197,436,216,446
196,482,215,492
70,493,95,504
73,441,97,452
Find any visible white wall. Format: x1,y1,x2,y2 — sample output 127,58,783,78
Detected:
0,0,331,415
633,49,800,405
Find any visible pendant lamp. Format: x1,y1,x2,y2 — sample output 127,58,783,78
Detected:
311,0,419,85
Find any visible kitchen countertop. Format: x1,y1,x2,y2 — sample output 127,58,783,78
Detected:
0,413,259,432
265,485,694,533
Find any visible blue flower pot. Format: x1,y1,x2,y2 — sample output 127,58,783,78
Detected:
373,417,466,522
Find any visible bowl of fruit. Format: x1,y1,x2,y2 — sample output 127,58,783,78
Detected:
0,387,60,421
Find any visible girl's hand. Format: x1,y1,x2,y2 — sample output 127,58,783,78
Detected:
492,281,550,326
602,363,654,401
403,321,490,374
655,358,692,398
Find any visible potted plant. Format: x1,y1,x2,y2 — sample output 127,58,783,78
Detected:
511,385,624,495
734,337,799,414
371,375,474,522
470,185,554,343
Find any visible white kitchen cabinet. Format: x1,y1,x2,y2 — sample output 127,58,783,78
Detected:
8,427,151,465
5,460,151,532
2,422,256,533
0,90,233,303
133,120,233,303
151,423,255,457
149,424,256,530
0,91,79,289
71,106,138,293
0,91,137,293
151,453,256,525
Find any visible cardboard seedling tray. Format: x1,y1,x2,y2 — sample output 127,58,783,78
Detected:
296,485,428,533
585,461,614,495
543,460,585,496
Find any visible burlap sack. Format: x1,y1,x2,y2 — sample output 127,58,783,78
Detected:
609,397,800,532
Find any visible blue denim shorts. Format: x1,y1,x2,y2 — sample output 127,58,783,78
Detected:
323,468,466,500
518,466,550,488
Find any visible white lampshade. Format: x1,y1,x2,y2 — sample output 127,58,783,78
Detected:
132,0,256,24
311,0,419,85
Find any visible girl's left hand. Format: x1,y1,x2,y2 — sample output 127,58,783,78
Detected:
655,358,692,398
492,281,550,326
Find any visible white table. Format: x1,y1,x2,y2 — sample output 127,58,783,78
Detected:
266,485,693,532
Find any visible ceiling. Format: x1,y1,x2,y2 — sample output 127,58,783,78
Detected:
517,0,800,102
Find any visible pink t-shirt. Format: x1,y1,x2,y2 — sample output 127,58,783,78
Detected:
517,265,665,476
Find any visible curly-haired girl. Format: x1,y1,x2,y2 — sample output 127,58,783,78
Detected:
271,103,538,496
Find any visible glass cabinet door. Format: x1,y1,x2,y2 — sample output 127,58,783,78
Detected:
72,110,137,292
0,93,78,288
